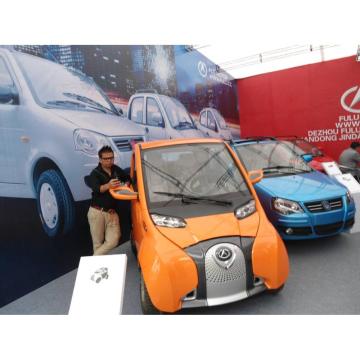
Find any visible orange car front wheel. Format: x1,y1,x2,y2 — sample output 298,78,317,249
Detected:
140,272,162,315
268,284,285,294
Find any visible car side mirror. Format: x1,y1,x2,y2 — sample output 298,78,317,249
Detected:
248,169,263,184
301,154,313,163
110,186,138,201
0,85,19,105
114,104,125,116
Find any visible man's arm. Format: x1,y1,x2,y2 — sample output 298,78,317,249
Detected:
87,170,118,193
353,152,360,167
100,179,119,193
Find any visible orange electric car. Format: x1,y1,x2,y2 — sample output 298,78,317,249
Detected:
111,138,289,314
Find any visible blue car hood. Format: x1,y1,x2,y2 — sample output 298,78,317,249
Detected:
256,171,347,202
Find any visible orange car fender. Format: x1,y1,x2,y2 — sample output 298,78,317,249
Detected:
252,216,290,289
138,228,198,313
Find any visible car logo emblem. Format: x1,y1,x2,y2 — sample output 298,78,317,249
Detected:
216,247,232,261
213,246,235,269
340,86,360,113
322,200,331,211
198,61,208,78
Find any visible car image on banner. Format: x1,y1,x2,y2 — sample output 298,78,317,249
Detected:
127,90,204,140
232,138,355,240
0,48,145,237
0,45,242,309
198,107,233,140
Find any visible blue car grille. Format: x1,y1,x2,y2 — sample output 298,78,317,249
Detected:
112,137,143,152
314,222,343,235
304,197,343,213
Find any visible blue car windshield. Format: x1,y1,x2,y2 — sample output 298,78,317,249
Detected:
292,139,323,156
281,140,307,156
235,141,312,176
160,96,195,130
14,51,116,114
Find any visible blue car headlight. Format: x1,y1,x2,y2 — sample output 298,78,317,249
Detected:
272,197,304,215
346,191,353,205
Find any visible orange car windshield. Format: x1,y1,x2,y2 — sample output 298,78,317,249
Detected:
141,143,252,213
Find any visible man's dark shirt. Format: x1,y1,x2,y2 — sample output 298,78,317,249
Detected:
87,164,130,210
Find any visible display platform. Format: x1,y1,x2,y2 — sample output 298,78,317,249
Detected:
1,231,360,315
322,162,360,234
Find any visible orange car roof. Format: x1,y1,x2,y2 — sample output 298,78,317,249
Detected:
137,137,224,150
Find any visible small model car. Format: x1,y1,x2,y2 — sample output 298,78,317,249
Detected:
198,107,233,140
91,267,109,283
110,138,289,314
232,138,355,240
278,136,335,172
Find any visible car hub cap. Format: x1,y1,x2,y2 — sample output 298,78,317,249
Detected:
40,183,59,229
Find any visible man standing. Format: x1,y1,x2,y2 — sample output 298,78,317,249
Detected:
339,142,360,178
87,146,130,255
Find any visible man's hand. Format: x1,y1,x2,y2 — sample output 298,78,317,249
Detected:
109,178,121,189
100,179,120,193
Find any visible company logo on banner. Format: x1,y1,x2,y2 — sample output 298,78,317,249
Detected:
198,61,208,78
197,60,232,87
306,85,360,143
340,86,360,113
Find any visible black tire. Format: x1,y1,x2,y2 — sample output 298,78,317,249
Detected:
36,169,75,237
269,284,285,294
130,230,137,257
140,272,161,315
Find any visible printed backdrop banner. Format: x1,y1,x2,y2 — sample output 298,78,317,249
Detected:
237,55,360,160
0,45,239,307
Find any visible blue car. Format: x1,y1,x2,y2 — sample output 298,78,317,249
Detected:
232,138,355,240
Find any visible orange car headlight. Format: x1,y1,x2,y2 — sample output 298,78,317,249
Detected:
151,213,187,228
234,199,256,219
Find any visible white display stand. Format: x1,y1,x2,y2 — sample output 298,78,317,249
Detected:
322,161,343,177
322,161,360,193
69,254,127,315
322,162,360,234
348,192,360,234
333,173,360,194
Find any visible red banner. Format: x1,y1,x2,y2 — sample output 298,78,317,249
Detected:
237,56,360,160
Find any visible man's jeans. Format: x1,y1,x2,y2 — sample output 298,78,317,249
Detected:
87,207,121,255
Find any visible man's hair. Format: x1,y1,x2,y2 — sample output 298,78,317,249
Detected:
98,145,114,158
350,142,360,149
